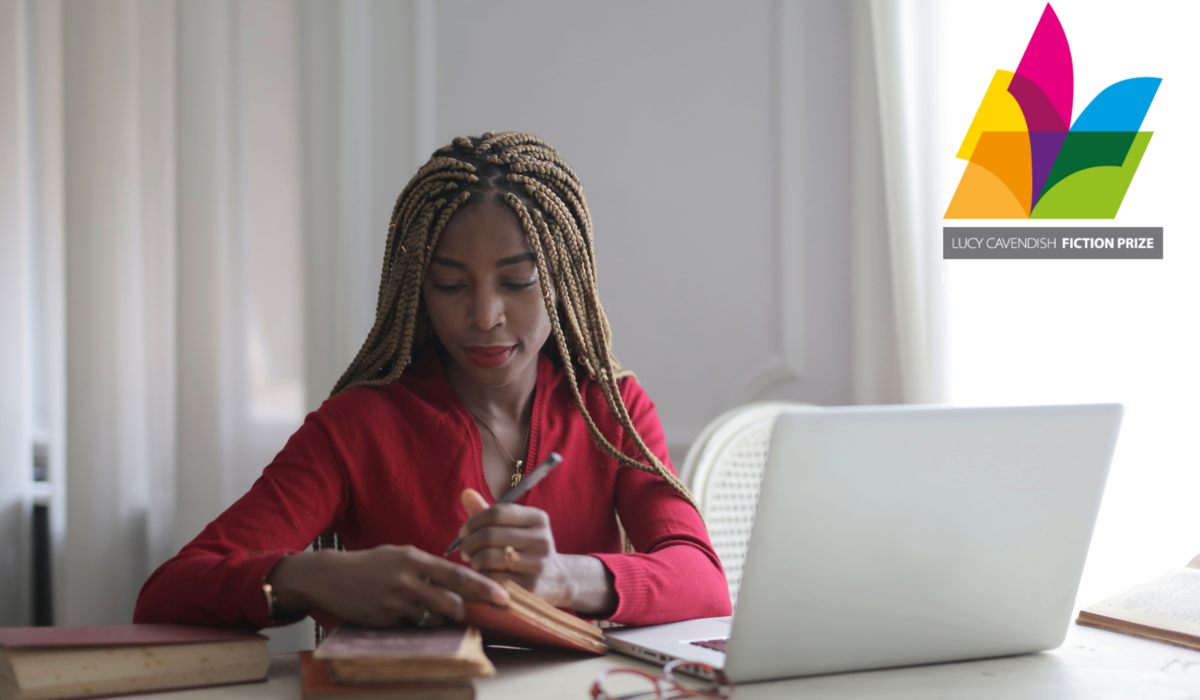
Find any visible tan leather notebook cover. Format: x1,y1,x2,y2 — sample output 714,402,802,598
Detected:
463,582,606,654
462,603,599,653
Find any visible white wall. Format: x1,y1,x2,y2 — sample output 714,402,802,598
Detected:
306,0,897,460
438,1,787,452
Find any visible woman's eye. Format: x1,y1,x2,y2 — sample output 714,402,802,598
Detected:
503,280,538,291
432,282,466,292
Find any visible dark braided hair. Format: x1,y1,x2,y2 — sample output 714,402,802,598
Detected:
332,132,696,508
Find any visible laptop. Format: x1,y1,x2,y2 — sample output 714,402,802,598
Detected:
605,404,1123,683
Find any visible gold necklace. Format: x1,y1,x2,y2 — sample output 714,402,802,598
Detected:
466,407,528,488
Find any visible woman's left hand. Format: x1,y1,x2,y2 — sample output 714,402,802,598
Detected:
456,489,575,607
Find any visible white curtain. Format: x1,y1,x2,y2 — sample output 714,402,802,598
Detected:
778,0,942,408
0,0,319,652
866,0,946,404
62,0,317,651
60,0,178,628
0,0,37,629
0,0,421,652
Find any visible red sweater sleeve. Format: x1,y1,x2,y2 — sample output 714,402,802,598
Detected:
133,411,349,628
590,380,733,625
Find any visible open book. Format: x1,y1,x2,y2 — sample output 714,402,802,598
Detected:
463,580,607,654
1076,553,1200,651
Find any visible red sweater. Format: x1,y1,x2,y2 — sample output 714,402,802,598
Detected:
134,350,732,629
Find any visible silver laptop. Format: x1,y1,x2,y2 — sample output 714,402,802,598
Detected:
606,404,1123,683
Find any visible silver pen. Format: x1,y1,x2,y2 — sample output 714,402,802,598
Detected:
443,452,564,556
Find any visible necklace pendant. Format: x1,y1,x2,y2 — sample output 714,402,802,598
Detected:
511,472,522,488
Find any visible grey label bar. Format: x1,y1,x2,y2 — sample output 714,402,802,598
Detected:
943,227,1163,259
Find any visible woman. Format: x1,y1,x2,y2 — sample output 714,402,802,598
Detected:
134,132,731,630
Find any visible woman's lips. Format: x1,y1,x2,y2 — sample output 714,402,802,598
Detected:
462,345,517,369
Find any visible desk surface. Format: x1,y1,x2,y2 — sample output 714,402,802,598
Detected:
149,622,1200,700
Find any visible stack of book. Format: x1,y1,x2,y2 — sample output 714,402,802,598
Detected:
306,626,493,700
305,580,609,699
0,625,269,700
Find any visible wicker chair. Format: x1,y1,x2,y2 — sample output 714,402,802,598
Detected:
680,401,815,609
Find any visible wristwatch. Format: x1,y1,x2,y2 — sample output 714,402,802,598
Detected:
262,553,294,622
262,580,284,622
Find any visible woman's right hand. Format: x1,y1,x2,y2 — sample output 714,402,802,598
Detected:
265,544,510,628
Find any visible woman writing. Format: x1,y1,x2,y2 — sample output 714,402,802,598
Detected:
134,132,731,629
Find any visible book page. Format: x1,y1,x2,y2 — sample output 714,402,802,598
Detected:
1187,553,1200,570
1083,568,1200,636
314,626,467,659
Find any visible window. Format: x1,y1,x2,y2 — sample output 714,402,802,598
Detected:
941,1,1199,606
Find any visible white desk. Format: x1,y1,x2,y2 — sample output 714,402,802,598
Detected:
147,622,1200,700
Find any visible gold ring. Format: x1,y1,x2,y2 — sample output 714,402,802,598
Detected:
503,545,520,568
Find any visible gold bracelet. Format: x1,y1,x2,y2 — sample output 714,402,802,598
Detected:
262,581,282,621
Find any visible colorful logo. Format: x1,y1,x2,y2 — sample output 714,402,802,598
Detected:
945,4,1160,219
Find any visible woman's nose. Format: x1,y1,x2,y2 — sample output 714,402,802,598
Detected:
467,288,504,330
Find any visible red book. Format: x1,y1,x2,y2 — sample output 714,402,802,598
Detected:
300,652,473,700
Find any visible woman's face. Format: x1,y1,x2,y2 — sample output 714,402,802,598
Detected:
422,201,554,390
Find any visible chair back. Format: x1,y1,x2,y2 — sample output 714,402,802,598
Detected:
681,401,813,608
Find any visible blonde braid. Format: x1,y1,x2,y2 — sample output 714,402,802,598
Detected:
506,193,687,496
513,177,613,366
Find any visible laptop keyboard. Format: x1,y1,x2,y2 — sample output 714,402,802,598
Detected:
689,638,728,653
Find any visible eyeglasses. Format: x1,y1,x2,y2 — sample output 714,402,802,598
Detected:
590,659,734,700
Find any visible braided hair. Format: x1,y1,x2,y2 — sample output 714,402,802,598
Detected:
332,132,697,511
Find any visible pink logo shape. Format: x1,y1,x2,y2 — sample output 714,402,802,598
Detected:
1012,4,1074,131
